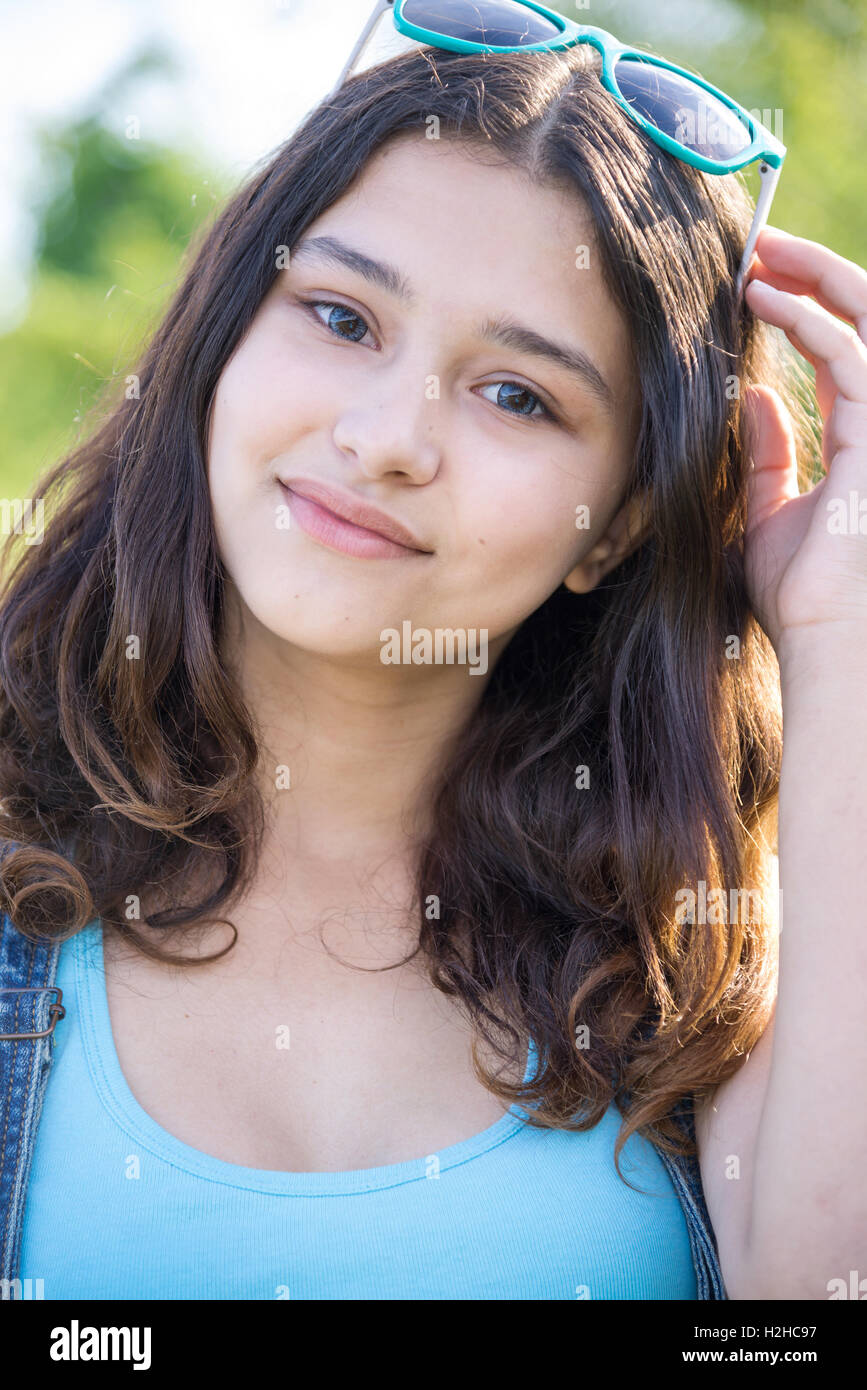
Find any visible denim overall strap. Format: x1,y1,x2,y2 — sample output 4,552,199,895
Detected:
651,1098,728,1300
0,911,65,1285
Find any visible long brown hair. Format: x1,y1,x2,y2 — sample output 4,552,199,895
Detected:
0,42,817,1169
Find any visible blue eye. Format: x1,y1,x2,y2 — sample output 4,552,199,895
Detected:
477,381,550,421
309,300,371,343
305,299,554,424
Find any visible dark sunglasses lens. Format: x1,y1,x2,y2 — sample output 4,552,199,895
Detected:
400,0,563,45
614,56,753,161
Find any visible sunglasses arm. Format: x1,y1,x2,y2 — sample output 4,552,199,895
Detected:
735,159,783,298
329,0,395,96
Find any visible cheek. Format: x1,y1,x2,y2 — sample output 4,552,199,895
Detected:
208,333,299,467
448,460,593,629
206,341,292,610
206,322,327,538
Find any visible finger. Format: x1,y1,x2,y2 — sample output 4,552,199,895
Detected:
746,255,819,302
750,227,867,341
778,331,838,424
742,385,801,534
827,395,867,453
824,396,867,473
744,280,867,404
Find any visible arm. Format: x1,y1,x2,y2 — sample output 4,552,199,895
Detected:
695,226,867,1299
740,630,867,1296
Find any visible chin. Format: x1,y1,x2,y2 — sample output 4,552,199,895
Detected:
227,586,389,663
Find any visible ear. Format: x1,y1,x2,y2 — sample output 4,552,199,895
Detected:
562,493,650,595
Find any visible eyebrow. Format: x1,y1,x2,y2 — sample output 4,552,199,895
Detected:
289,234,617,415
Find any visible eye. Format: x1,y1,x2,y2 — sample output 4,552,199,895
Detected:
303,299,555,424
306,299,373,344
476,381,553,423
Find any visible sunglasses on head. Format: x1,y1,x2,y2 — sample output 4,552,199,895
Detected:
329,0,786,298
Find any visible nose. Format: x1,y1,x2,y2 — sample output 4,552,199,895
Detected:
331,353,443,485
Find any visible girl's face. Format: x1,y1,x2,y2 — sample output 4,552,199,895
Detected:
207,134,642,666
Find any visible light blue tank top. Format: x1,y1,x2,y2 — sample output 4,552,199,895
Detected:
19,921,697,1299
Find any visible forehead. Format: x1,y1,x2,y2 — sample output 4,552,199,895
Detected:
291,134,637,417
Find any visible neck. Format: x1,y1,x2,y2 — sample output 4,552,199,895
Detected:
216,584,512,918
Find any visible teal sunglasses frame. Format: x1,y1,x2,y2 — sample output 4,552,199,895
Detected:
329,0,787,296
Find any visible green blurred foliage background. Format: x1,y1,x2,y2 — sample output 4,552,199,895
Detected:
1,0,864,498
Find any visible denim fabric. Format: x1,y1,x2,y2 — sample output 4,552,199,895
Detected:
0,912,63,1291
0,910,727,1298
647,1097,727,1299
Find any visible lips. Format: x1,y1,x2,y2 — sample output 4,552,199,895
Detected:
279,477,431,552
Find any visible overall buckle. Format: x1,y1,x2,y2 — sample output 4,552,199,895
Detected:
0,986,66,1040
